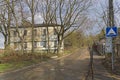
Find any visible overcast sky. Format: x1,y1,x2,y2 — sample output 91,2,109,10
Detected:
0,0,120,49
87,0,120,35
0,33,4,49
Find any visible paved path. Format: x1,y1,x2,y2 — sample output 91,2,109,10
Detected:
93,51,120,80
0,48,90,80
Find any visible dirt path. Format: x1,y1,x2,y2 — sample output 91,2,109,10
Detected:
0,48,90,80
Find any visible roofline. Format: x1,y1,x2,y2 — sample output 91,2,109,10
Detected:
10,24,61,28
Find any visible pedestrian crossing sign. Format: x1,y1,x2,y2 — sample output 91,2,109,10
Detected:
106,27,117,37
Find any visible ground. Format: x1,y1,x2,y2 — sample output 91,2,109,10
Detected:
0,48,89,80
93,51,120,80
0,48,120,80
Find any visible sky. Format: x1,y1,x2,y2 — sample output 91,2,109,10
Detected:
27,13,44,24
86,0,120,35
0,33,4,48
82,0,107,35
0,0,120,49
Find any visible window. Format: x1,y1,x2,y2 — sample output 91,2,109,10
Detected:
54,29,57,35
41,35,46,40
34,29,37,35
34,41,37,48
24,42,27,49
40,41,46,47
42,29,46,35
13,31,17,37
24,30,27,36
54,41,57,47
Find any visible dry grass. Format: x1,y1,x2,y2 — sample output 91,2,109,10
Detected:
0,51,51,72
0,49,4,54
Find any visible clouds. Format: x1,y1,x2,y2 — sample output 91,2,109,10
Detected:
27,13,44,24
34,13,44,24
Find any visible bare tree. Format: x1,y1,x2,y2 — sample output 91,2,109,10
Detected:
39,0,91,53
0,0,13,49
25,0,39,53
0,0,91,54
2,0,30,53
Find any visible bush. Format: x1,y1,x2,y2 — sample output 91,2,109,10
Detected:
3,47,16,57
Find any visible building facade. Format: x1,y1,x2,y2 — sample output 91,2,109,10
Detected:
10,24,64,53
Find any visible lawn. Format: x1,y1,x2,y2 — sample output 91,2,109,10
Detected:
0,48,79,73
0,60,40,73
0,53,50,73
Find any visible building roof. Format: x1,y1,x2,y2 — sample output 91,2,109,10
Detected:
10,23,61,28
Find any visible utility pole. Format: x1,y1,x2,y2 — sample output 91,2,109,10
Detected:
108,0,114,71
109,0,114,26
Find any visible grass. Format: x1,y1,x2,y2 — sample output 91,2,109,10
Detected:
0,60,41,73
0,60,50,73
0,63,13,72
0,53,49,73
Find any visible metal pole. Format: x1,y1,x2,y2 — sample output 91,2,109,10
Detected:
111,38,114,71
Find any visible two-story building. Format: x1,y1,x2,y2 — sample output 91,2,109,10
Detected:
10,24,64,53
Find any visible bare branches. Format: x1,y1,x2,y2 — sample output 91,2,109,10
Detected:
38,0,91,53
0,0,92,52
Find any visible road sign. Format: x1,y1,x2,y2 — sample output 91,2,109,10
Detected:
105,37,112,53
106,27,117,37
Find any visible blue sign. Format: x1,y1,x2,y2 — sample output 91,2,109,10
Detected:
106,27,117,37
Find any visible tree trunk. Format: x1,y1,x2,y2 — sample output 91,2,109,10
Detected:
57,34,63,54
7,0,11,48
31,0,34,53
47,27,50,54
4,35,8,49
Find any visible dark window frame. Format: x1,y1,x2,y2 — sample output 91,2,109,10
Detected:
54,29,57,35
13,31,17,37
24,30,27,36
43,29,46,36
54,41,57,47
34,41,37,48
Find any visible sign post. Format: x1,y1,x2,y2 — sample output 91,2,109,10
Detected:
105,37,112,53
106,27,117,71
